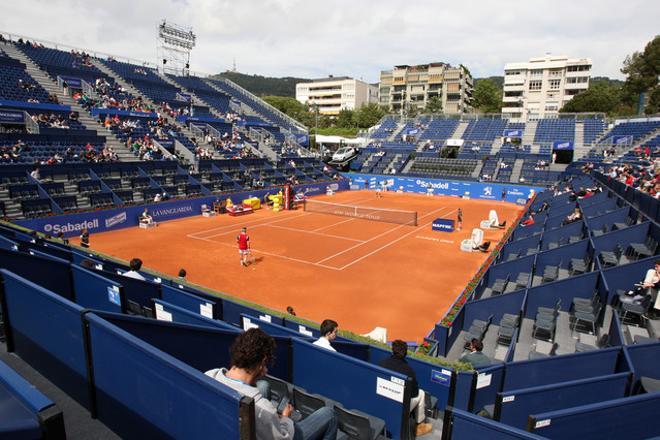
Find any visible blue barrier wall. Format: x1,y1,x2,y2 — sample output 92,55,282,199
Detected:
601,256,657,303
344,173,542,205
502,347,622,391
446,408,546,440
223,300,283,328
591,222,650,254
1,270,89,407
464,289,526,331
0,248,73,300
524,271,600,318
161,284,222,320
71,265,124,313
625,342,660,381
16,180,349,236
291,338,410,439
496,372,630,429
96,312,241,375
472,364,506,413
583,207,630,231
452,371,475,411
85,313,246,440
529,392,660,439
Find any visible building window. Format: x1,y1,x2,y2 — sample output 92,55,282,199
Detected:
549,79,561,89
529,80,542,91
567,76,589,84
549,69,562,77
567,65,590,72
545,104,559,111
505,70,521,76
530,69,543,77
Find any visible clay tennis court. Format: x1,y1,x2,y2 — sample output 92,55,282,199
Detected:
89,190,524,341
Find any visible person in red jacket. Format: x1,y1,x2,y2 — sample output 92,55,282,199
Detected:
521,213,535,227
237,227,250,266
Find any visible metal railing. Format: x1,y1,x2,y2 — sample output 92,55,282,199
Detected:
24,111,39,134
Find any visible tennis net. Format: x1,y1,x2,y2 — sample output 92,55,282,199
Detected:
303,200,418,226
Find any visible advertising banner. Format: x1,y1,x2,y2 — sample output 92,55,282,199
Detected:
432,218,455,233
552,141,574,150
344,173,541,206
59,76,82,88
0,100,71,112
16,180,349,236
91,108,157,119
0,109,25,124
503,129,523,138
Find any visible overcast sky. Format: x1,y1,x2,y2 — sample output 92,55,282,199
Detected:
1,1,658,82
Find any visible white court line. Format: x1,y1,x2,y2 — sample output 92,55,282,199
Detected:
338,209,458,270
264,224,366,243
197,213,308,239
188,194,376,238
315,206,450,264
312,216,356,232
188,235,342,271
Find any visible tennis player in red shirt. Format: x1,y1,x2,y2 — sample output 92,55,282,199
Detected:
237,227,250,266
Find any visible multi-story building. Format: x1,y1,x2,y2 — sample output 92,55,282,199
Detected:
501,54,592,122
295,76,378,116
378,63,473,115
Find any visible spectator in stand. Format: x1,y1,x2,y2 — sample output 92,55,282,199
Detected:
80,228,90,248
178,268,187,282
313,319,338,352
123,258,146,281
378,340,433,437
30,167,40,181
286,306,296,316
563,208,582,225
521,212,535,227
460,338,491,368
56,232,69,246
205,328,338,440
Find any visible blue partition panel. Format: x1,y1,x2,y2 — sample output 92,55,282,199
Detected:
0,270,89,407
85,314,246,440
591,222,649,254
331,340,371,361
163,283,224,319
452,371,475,411
577,192,610,208
0,248,73,300
601,256,657,302
503,347,622,391
496,372,630,429
582,198,618,218
241,313,313,340
0,235,18,251
28,241,72,262
447,408,547,440
529,392,660,439
512,223,543,241
464,289,526,326
625,342,660,380
369,346,454,412
481,255,536,292
472,364,506,414
607,312,626,347
524,271,599,318
583,207,629,231
282,318,321,338
291,338,409,439
539,221,584,251
161,284,221,320
222,299,284,328
91,268,161,309
71,265,124,313
499,235,541,262
0,358,59,439
153,299,236,331
534,239,590,270
96,312,243,375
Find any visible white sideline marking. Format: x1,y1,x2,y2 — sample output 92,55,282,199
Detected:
315,206,449,264
189,236,342,271
312,217,356,232
264,224,366,243
337,209,458,270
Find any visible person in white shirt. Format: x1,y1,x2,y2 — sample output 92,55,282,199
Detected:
313,319,338,352
123,258,146,281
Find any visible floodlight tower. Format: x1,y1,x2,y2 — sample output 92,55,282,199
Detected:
157,20,196,76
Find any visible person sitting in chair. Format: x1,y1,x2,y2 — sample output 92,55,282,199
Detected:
139,208,154,225
620,260,660,319
563,208,582,225
473,241,491,253
460,339,492,368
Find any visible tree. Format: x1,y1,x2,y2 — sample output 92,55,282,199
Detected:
353,103,386,128
424,96,443,114
560,82,622,115
262,96,312,126
336,109,355,128
472,79,502,113
621,35,659,114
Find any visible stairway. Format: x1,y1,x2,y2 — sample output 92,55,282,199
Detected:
490,137,503,155
521,121,538,146
451,120,470,139
92,59,198,155
471,160,484,179
509,158,524,183
2,44,137,162
0,188,22,220
572,121,588,160
388,121,407,142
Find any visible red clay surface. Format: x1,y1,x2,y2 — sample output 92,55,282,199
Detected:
89,190,524,342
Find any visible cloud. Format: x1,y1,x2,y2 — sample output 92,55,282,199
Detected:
1,0,657,81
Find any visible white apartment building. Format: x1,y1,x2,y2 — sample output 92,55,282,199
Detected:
501,55,592,122
295,76,378,116
379,63,473,115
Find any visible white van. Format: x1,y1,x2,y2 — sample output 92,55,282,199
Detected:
332,147,357,162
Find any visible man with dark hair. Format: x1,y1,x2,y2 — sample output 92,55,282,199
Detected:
123,258,146,281
460,338,491,368
205,328,337,440
313,319,338,352
378,340,433,437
